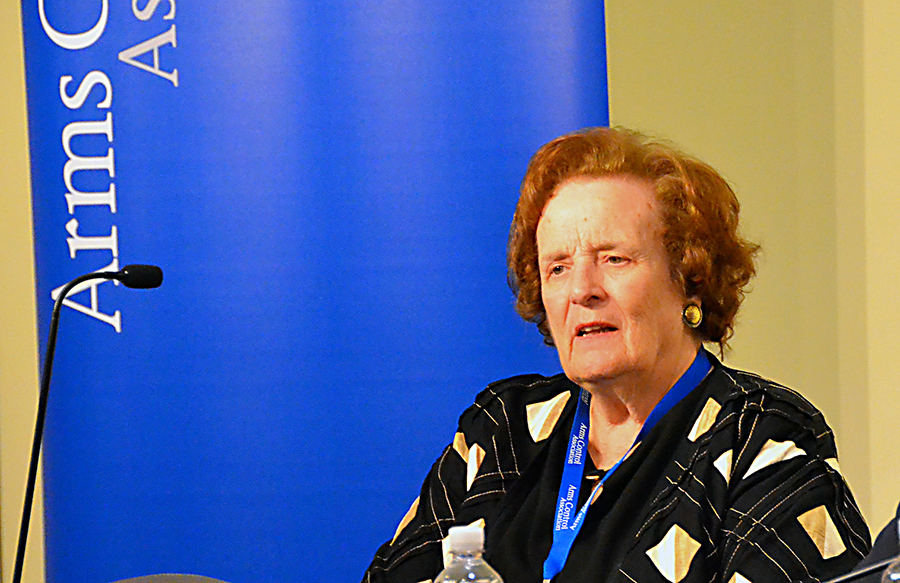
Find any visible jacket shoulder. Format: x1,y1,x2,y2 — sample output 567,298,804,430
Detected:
711,364,831,430
458,372,576,434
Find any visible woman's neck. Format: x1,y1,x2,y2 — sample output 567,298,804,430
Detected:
584,347,701,469
586,393,648,470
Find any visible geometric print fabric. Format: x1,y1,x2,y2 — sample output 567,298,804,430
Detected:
798,506,848,560
646,524,702,583
526,392,571,443
365,360,871,583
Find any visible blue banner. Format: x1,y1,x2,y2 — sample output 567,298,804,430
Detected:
20,2,608,582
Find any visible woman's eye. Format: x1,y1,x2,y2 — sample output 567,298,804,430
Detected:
608,255,627,265
550,265,566,276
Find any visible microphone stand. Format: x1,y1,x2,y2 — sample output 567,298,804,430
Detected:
12,266,162,583
824,557,897,583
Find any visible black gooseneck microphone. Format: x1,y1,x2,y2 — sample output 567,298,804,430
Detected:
822,557,897,583
12,264,163,583
113,264,164,289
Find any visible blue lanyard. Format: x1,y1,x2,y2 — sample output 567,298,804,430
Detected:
542,349,712,582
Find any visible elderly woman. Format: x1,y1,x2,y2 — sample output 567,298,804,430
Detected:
363,128,870,583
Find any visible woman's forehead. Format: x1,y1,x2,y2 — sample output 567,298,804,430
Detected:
536,177,665,259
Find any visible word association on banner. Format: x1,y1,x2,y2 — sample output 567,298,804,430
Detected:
40,0,177,332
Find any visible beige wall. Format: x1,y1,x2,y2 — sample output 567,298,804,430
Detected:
0,2,45,583
607,0,898,531
2,1,898,580
861,0,900,530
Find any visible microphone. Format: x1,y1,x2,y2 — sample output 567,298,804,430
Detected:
12,264,163,583
113,264,164,289
822,557,896,583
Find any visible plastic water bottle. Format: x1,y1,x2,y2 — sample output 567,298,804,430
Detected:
435,525,504,583
880,519,900,583
884,560,900,583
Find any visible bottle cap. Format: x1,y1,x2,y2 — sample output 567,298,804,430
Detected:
447,525,484,553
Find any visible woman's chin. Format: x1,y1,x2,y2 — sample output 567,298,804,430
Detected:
562,362,627,388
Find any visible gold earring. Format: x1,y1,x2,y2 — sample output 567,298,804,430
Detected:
682,304,702,329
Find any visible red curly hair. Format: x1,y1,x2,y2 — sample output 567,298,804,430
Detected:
508,127,759,351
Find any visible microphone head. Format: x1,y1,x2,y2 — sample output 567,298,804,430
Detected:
118,264,163,289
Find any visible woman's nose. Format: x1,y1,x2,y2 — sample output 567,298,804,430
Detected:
570,262,606,306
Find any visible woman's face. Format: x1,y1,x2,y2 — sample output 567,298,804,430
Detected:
536,176,699,392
